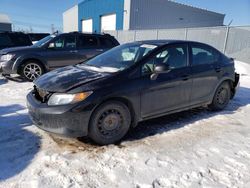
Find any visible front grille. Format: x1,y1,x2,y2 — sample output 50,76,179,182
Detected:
33,86,51,103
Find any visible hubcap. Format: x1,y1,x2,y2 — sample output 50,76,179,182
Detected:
23,63,42,80
97,109,123,136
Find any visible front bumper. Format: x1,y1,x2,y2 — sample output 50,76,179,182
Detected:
26,92,94,137
0,60,16,74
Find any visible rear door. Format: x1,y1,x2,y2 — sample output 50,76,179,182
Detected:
190,43,221,105
76,35,101,63
44,34,79,69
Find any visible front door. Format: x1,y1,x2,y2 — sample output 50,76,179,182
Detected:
44,35,79,69
140,44,192,118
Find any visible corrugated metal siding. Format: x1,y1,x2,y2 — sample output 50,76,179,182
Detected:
106,26,250,64
129,0,225,30
158,28,186,40
225,26,250,63
186,27,227,52
78,0,124,33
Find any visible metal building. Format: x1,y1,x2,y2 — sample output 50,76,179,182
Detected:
63,0,225,33
0,14,11,32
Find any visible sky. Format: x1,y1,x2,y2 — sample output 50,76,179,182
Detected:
0,0,249,33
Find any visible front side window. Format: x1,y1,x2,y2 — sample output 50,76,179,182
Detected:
77,43,158,73
191,45,219,65
142,45,188,74
53,35,76,49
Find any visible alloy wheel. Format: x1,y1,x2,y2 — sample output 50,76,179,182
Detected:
23,63,42,80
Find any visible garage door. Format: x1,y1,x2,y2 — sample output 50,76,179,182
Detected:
82,19,93,33
101,14,116,31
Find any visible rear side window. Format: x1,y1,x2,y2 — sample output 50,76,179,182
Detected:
191,44,219,65
78,35,98,49
99,37,115,48
0,34,13,46
9,34,32,46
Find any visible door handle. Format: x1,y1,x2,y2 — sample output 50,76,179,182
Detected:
215,67,221,73
96,49,104,52
181,75,190,81
70,50,78,53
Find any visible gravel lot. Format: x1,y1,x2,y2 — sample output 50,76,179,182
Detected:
0,61,250,188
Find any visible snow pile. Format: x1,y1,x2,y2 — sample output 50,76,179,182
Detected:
235,60,250,76
0,62,250,187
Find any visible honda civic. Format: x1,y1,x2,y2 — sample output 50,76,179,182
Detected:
27,40,239,145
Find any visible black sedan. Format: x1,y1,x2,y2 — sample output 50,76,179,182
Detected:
27,40,239,145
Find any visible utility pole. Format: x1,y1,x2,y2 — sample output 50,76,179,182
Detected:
51,24,55,33
29,26,33,33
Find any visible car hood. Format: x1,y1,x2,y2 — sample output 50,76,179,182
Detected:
0,46,38,55
34,65,110,93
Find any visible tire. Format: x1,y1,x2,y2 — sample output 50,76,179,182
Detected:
89,101,131,145
20,61,44,81
209,82,231,111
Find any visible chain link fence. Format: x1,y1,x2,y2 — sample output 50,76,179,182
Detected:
107,26,250,64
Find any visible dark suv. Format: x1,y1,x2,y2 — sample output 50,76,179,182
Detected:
27,40,239,145
0,32,119,81
0,32,32,50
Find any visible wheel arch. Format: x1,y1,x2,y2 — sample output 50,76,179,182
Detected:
16,57,48,74
211,77,235,101
87,97,138,134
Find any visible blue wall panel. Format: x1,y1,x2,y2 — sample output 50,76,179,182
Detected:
78,0,124,33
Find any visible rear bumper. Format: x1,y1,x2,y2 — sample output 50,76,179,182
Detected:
231,73,240,99
234,73,240,89
26,92,93,137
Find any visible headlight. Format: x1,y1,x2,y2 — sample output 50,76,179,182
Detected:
48,91,93,106
0,54,15,61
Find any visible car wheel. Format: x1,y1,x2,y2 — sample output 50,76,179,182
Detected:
89,101,131,145
20,61,44,81
209,82,231,111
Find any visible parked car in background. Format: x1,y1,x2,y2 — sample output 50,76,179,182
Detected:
0,32,32,50
0,32,119,81
27,40,240,145
28,33,50,44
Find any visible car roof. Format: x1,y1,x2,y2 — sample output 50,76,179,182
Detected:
134,40,199,46
136,39,218,47
60,32,113,38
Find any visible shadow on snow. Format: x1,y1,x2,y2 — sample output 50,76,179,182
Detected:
124,86,250,142
0,104,41,181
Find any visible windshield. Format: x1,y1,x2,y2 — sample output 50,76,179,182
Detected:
33,35,55,47
80,43,158,73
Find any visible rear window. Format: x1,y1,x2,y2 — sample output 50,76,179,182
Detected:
0,34,13,46
99,37,116,48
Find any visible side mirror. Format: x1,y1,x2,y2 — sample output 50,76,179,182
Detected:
150,63,170,80
48,43,55,49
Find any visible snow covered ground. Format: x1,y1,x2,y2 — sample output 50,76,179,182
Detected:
0,61,250,188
